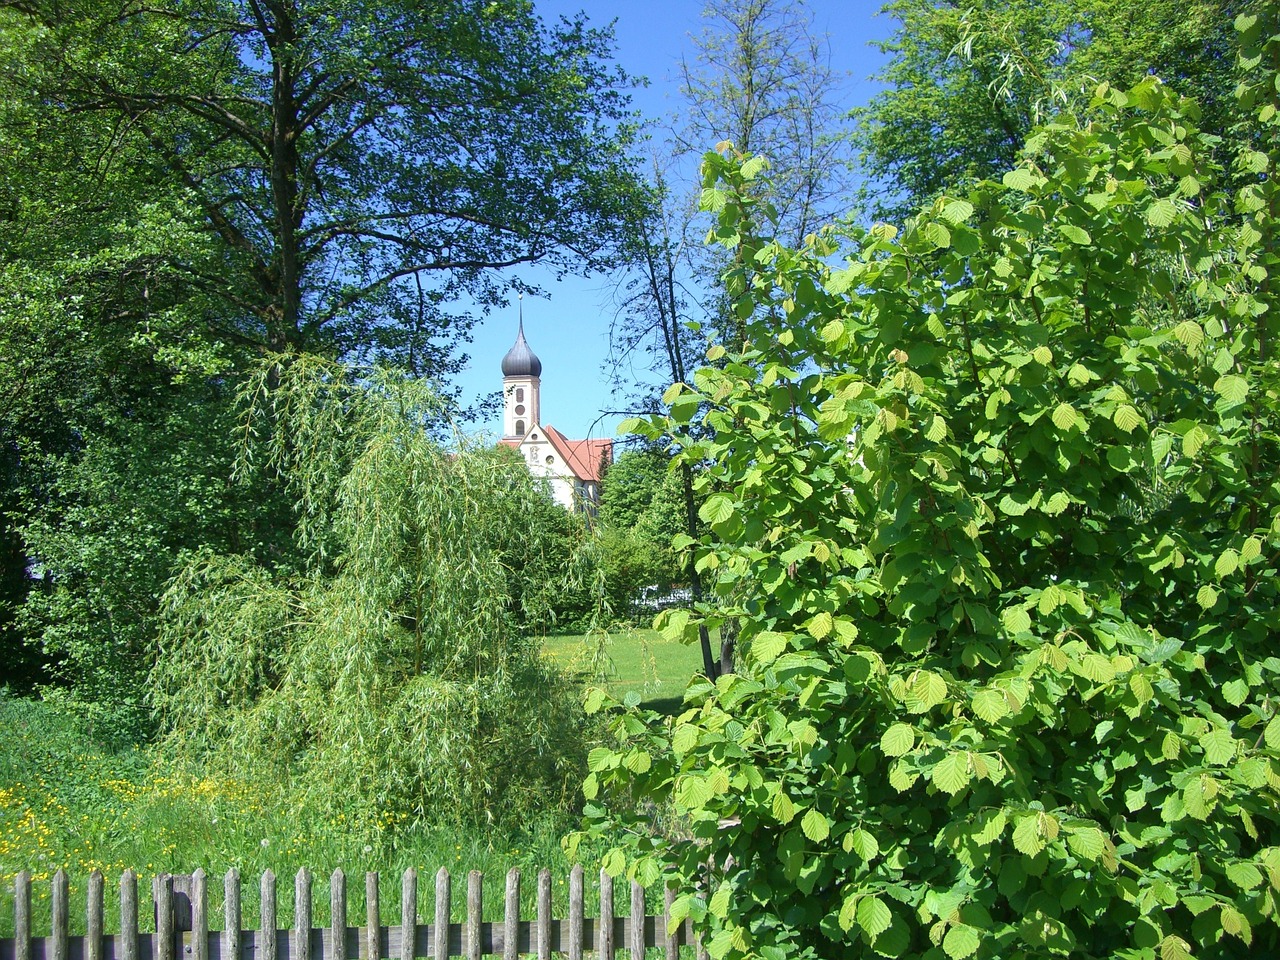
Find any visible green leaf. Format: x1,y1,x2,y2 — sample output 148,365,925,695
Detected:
932,752,971,795
801,808,830,842
676,775,711,810
1051,402,1079,431
1146,198,1178,227
943,924,980,959
1227,861,1264,891
821,319,845,343
907,670,948,713
857,896,892,940
847,828,879,861
1067,826,1106,862
1221,904,1253,945
772,789,796,824
924,415,947,442
1013,815,1045,856
807,611,833,640
1159,935,1193,960
1003,168,1039,192
924,221,951,249
972,688,1009,723
1171,320,1205,350
699,494,735,525
1218,680,1249,711
1214,374,1249,404
974,807,1007,846
1058,223,1091,245
672,723,699,755
1265,716,1280,749
1001,606,1032,634
941,199,974,224
838,893,858,933
1113,404,1145,433
880,723,915,757
1201,728,1237,766
751,631,787,664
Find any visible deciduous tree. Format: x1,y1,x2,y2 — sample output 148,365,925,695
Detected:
852,0,1238,223
581,10,1280,958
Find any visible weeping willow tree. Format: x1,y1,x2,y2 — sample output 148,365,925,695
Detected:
152,355,593,834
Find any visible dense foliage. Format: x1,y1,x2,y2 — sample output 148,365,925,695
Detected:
0,0,643,724
152,357,591,833
580,11,1280,959
851,0,1238,223
596,449,689,619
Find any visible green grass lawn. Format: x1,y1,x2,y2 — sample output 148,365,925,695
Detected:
539,627,708,712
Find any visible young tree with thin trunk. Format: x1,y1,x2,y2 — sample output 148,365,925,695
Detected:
609,0,851,679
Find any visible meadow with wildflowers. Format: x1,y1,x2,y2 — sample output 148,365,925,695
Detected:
0,691,587,938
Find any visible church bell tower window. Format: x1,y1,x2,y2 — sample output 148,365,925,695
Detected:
515,420,525,436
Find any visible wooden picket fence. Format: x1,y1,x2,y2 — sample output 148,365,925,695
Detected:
0,866,705,960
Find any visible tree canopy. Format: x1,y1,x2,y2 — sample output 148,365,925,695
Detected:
0,0,645,721
851,0,1238,223
1,0,645,364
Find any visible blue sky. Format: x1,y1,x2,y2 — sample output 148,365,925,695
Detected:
451,0,895,442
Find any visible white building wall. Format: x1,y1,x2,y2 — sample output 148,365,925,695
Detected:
503,376,540,438
517,428,576,509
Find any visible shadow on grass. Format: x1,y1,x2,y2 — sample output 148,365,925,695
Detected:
639,695,686,716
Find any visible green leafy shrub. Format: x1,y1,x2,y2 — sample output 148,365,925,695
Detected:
578,13,1280,960
153,357,590,835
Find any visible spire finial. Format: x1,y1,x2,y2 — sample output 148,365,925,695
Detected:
501,295,541,378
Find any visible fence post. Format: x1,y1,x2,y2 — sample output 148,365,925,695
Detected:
15,870,31,960
155,875,174,960
598,870,613,960
154,872,194,960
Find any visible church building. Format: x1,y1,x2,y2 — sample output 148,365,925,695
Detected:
497,313,611,512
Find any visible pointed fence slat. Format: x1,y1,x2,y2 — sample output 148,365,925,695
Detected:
261,872,277,960
534,872,550,960
365,875,379,960
154,876,172,960
15,871,30,960
296,870,312,960
1,866,703,960
502,871,518,960
464,873,481,960
597,871,613,960
330,871,346,960
663,886,677,960
628,882,644,960
432,870,448,960
401,871,416,960
51,871,67,960
225,871,241,960
566,866,583,960
120,872,138,960
192,870,207,960
87,871,104,960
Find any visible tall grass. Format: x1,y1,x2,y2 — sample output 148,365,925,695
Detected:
0,627,695,938
0,692,595,937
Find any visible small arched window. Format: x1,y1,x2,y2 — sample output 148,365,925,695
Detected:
515,419,526,436
516,388,524,403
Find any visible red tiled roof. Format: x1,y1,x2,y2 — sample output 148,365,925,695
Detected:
541,425,612,482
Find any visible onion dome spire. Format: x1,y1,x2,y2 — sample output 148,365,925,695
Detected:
501,295,542,377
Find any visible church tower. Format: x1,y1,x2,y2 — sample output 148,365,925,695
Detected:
501,300,541,439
